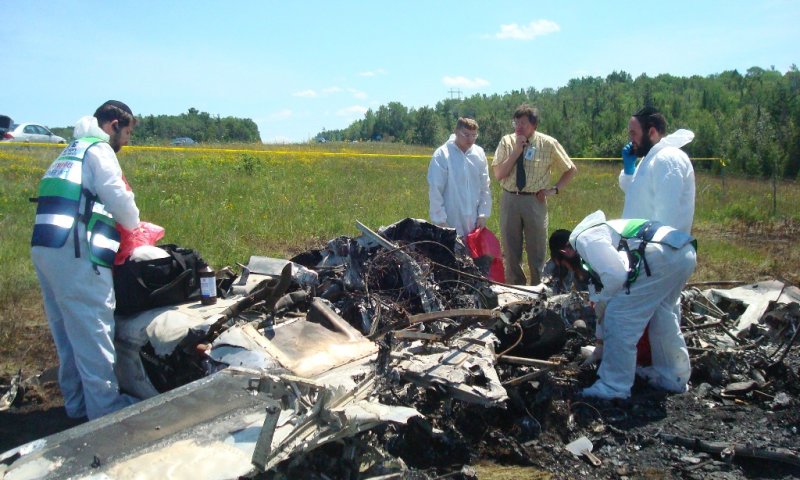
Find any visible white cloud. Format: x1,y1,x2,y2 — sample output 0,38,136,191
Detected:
348,88,367,99
292,89,317,98
337,105,368,116
269,109,293,120
442,76,490,89
493,20,560,40
323,86,343,94
358,68,387,77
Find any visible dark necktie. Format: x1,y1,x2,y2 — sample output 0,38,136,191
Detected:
515,147,526,191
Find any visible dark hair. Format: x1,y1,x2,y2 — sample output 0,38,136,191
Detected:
548,229,572,262
514,104,539,126
94,100,137,128
633,106,666,135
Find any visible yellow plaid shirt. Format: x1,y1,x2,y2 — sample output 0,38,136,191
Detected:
492,131,574,193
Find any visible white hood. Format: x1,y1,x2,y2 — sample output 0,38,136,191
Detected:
569,210,607,248
660,128,694,149
73,116,110,141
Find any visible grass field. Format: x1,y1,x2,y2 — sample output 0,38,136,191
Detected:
1,141,799,376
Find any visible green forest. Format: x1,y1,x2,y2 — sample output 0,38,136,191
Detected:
320,66,800,179
132,108,261,143
52,108,261,144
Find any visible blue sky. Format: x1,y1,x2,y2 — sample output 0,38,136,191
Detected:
2,0,797,143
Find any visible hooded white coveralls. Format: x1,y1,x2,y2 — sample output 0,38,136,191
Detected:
31,116,140,419
571,211,695,400
427,134,492,237
619,129,695,234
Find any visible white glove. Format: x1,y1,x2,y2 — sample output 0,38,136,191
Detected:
581,342,604,367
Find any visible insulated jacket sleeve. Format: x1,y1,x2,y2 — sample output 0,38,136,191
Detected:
477,149,492,219
427,147,448,226
85,143,140,230
618,169,633,192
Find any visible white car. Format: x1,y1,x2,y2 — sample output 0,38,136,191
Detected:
1,123,66,143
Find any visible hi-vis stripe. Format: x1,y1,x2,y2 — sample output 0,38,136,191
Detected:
35,213,74,229
86,203,115,243
32,137,104,251
91,232,120,252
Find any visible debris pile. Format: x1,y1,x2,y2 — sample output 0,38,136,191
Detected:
2,219,799,479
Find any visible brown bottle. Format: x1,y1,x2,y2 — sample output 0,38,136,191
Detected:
198,261,217,305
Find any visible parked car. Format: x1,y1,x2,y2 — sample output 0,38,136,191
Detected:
170,137,196,146
1,122,66,144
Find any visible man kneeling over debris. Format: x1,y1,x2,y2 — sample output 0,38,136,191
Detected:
550,210,695,400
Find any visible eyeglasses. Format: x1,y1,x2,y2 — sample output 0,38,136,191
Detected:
512,119,531,128
458,130,478,140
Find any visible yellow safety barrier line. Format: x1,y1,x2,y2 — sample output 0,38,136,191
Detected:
129,145,434,158
570,156,726,166
0,142,726,165
0,142,432,158
0,142,65,148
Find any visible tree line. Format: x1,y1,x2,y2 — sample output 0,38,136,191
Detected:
133,108,260,143
319,66,800,179
52,108,261,144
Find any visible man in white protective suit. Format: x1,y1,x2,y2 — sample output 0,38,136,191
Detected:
31,100,141,420
427,117,492,237
551,210,696,400
619,106,695,234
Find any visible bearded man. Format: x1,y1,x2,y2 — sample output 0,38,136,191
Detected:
619,106,695,234
31,101,141,420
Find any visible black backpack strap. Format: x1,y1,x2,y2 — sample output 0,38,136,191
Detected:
634,221,658,279
74,187,98,260
637,241,651,278
617,237,650,295
148,269,194,302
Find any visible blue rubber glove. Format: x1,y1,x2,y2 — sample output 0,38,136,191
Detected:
621,142,637,175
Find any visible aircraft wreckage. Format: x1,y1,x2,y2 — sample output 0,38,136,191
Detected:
2,218,799,479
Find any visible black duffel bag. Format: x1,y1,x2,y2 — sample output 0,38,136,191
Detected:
113,244,205,315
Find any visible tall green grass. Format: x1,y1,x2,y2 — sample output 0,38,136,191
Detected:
1,142,799,373
2,142,799,300
0,143,800,312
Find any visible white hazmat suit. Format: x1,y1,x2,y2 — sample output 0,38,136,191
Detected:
31,116,140,419
427,134,492,237
570,211,694,400
619,129,695,234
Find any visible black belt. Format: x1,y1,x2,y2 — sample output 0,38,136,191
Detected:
503,188,533,196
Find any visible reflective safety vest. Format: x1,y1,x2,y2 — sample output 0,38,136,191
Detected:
31,137,120,268
581,219,696,294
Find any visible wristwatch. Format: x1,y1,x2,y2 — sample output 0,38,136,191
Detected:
553,186,559,195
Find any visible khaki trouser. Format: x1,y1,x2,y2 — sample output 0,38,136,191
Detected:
499,190,548,285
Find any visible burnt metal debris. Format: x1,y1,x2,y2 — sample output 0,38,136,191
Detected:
2,218,800,479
